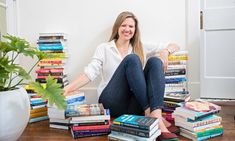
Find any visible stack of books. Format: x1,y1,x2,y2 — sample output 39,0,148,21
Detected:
67,103,111,138
173,99,224,140
48,91,85,130
163,50,190,123
25,85,48,123
36,33,69,88
108,114,160,141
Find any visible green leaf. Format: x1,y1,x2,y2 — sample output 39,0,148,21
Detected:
30,75,67,109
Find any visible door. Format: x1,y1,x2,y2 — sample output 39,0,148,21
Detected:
200,0,235,99
0,0,7,40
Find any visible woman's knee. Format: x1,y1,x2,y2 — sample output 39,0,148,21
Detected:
147,57,163,68
124,54,142,65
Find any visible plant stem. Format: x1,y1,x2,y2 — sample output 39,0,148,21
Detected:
7,52,19,88
9,59,40,89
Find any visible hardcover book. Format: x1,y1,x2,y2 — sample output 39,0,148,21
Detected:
113,114,158,131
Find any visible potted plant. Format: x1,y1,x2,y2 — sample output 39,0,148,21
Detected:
0,35,67,141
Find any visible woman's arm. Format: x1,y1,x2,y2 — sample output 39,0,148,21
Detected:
63,73,91,96
158,43,180,72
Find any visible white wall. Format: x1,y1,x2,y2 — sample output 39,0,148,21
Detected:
7,0,202,100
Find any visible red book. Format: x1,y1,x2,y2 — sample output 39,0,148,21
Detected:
72,121,111,131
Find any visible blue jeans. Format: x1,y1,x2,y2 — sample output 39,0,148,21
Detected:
98,54,165,117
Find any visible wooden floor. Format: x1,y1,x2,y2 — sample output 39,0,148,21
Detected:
19,105,235,141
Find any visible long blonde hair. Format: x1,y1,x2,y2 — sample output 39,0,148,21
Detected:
109,11,144,66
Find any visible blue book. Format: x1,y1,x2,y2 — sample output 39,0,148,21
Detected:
113,114,159,131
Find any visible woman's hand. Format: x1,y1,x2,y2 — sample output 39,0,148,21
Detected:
159,49,170,72
63,85,75,96
159,43,180,72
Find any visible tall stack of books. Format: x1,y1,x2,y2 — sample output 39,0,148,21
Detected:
25,85,48,123
48,91,85,130
173,99,224,140
67,103,111,138
36,33,69,88
108,114,161,141
163,50,190,123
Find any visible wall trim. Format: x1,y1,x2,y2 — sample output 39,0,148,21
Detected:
0,2,7,8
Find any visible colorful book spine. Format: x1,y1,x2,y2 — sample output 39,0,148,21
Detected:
113,114,158,131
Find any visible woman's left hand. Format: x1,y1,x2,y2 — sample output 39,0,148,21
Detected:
159,43,180,72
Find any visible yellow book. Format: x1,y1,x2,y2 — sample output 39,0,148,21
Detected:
30,107,48,114
168,55,188,61
30,111,48,118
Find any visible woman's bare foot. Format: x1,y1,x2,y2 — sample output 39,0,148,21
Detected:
162,117,171,127
149,109,170,133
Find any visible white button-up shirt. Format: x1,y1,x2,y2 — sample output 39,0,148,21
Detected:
84,40,169,97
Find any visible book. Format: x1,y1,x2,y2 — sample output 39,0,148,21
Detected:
164,100,183,108
176,121,221,132
49,124,69,130
109,130,161,141
28,116,49,123
113,114,158,131
39,33,68,40
174,114,222,129
71,128,110,139
72,120,111,131
72,120,109,126
30,107,47,114
30,111,47,118
65,103,104,117
164,93,190,102
180,125,223,140
70,109,110,122
174,100,221,120
110,123,158,137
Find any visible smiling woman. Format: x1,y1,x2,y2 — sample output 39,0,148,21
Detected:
64,11,180,141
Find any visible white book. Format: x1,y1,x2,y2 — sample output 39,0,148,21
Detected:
71,114,110,122
49,124,69,130
31,104,47,109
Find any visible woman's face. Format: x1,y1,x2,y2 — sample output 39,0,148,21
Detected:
118,17,136,41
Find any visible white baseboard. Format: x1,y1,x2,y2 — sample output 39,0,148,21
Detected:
188,81,200,100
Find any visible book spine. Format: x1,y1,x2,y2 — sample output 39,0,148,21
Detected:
110,124,150,137
30,107,47,114
113,121,149,130
30,111,48,118
29,116,49,123
72,121,110,131
72,129,110,139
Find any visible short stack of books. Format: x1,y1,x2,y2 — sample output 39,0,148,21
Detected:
25,85,48,123
163,50,190,123
67,103,111,138
108,114,160,141
48,91,85,130
36,33,69,88
173,99,223,140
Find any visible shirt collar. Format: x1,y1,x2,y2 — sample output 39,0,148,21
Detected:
109,40,133,53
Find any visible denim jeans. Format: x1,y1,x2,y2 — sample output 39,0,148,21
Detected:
98,54,165,117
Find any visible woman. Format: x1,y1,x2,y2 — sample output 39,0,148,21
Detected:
64,11,180,140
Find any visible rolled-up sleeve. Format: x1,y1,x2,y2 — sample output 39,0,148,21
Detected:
144,42,170,60
84,44,105,81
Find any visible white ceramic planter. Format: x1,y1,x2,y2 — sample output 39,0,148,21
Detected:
0,87,30,141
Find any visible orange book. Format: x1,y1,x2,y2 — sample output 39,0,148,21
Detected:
30,111,48,118
30,107,48,114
